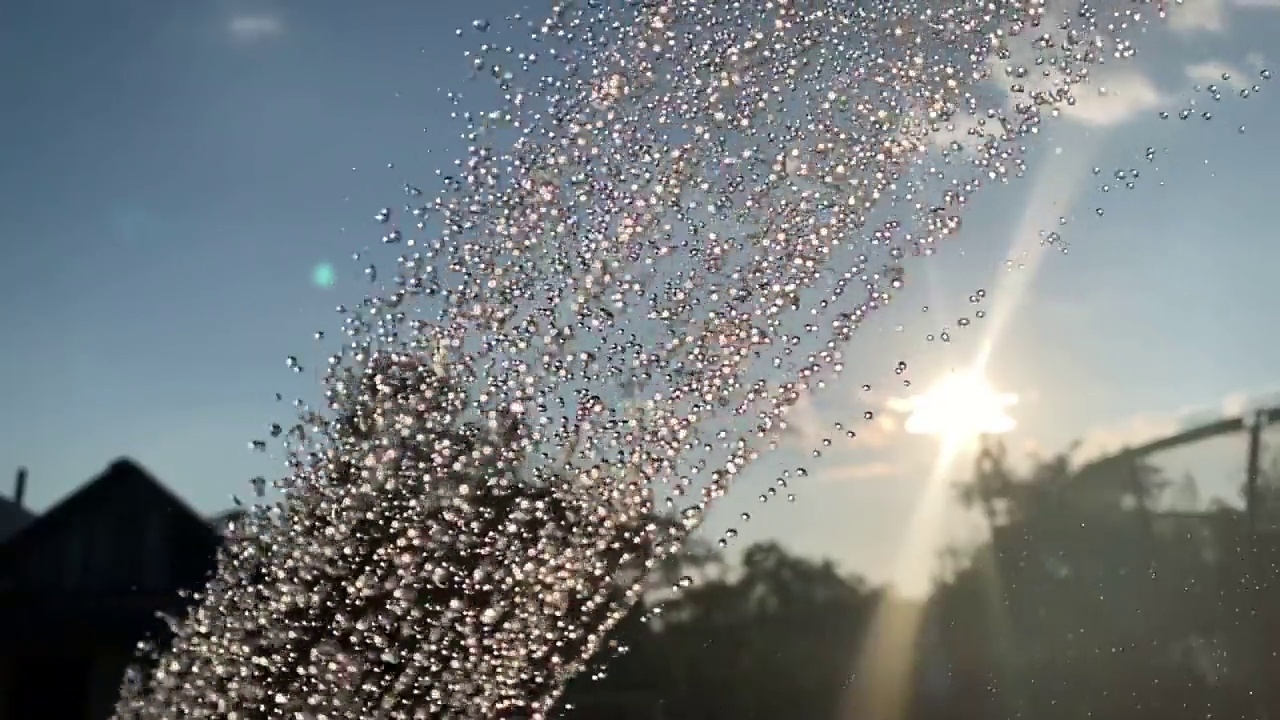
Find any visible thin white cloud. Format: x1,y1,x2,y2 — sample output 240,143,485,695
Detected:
1169,0,1228,32
1219,392,1253,419
1219,387,1280,417
818,461,898,483
987,27,1166,128
863,415,897,448
924,113,1002,153
1059,71,1166,126
778,391,898,453
1170,0,1280,33
1185,60,1250,91
228,14,283,41
1075,411,1191,461
1074,387,1280,461
1021,438,1048,459
777,392,823,450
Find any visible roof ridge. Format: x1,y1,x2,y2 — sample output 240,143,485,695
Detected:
0,457,219,550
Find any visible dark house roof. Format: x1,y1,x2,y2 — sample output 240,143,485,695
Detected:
0,459,230,719
0,497,33,544
0,457,219,554
0,457,226,636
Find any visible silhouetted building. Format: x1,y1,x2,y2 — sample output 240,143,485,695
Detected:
0,469,34,543
0,458,224,720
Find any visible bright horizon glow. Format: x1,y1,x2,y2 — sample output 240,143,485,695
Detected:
896,371,1018,443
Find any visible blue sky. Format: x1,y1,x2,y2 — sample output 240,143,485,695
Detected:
2,0,1279,592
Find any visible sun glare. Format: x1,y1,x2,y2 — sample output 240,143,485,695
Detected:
898,371,1018,442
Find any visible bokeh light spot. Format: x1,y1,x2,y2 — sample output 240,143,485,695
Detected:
312,262,336,289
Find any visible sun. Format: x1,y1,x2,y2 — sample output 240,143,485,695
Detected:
895,371,1018,443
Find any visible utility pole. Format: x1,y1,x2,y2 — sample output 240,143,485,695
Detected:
1246,410,1265,533
1243,409,1275,719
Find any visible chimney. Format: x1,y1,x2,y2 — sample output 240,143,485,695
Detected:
13,467,26,507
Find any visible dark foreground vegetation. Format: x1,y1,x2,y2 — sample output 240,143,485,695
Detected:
4,432,1280,718
558,439,1280,720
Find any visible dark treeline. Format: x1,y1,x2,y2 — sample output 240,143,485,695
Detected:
553,440,1280,720
8,358,1280,718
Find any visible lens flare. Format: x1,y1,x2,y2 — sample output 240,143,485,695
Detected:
311,262,336,288
896,371,1018,442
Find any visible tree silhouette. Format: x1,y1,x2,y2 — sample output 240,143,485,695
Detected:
556,541,882,720
924,440,1265,720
